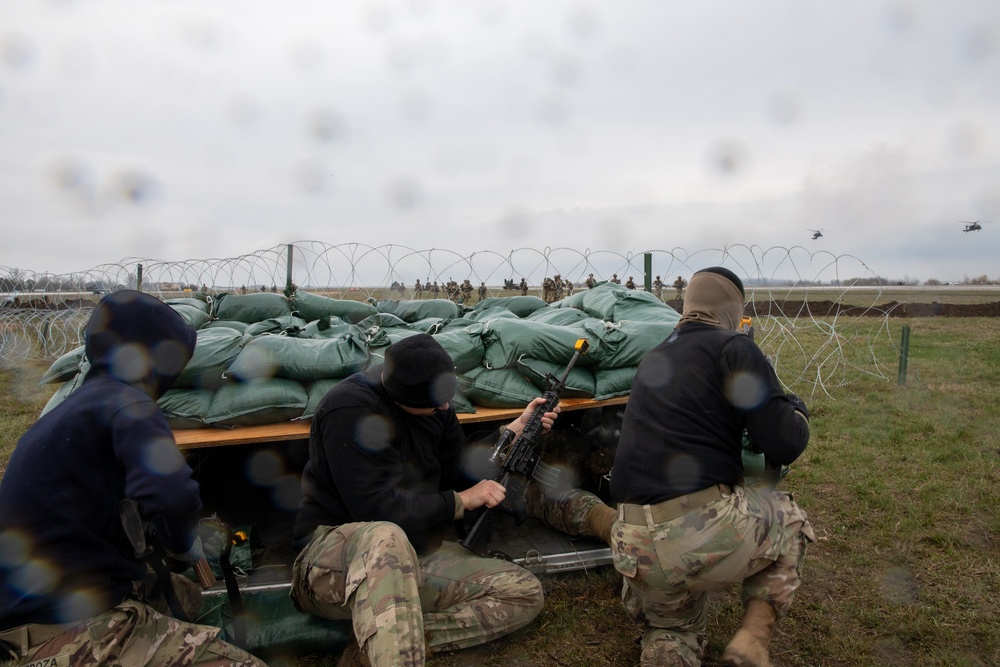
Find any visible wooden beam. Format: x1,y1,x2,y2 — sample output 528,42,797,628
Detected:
173,395,628,450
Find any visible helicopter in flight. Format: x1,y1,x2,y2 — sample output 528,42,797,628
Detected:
960,220,989,232
809,228,824,240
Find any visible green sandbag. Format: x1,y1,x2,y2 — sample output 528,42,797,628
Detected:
432,329,486,373
516,358,596,398
159,388,214,429
165,297,211,313
205,378,307,427
409,317,449,334
243,316,309,339
201,320,249,334
473,295,547,318
525,307,590,326
459,366,541,408
300,316,353,339
374,298,461,322
291,290,377,324
593,366,635,400
580,319,676,370
481,319,595,370
460,306,520,323
38,366,89,417
196,587,351,661
39,346,86,385
170,303,213,329
174,328,246,390
298,378,343,420
213,292,292,324
226,334,370,382
611,294,681,324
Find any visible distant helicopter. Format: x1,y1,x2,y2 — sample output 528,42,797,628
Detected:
808,228,824,240
960,220,989,232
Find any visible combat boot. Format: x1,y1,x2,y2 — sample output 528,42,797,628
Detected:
583,503,617,544
720,598,776,667
336,637,372,667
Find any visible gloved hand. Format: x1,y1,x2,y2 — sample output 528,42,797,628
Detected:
786,393,809,419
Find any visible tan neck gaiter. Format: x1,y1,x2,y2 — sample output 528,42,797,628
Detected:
677,271,744,331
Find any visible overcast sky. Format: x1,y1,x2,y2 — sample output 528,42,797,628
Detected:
1,0,998,282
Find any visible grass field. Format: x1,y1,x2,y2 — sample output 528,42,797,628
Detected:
1,308,998,666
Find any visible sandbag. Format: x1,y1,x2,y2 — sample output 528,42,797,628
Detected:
226,334,370,382
525,307,590,326
213,292,292,323
159,388,214,429
38,366,89,417
165,297,211,313
170,303,213,329
580,320,675,370
201,320,249,334
460,306,520,323
300,316,353,339
291,290,377,324
481,319,594,370
243,316,309,339
374,298,461,322
473,295,547,318
39,346,86,385
516,357,596,398
205,378,307,427
459,366,542,408
298,378,343,420
432,328,487,373
554,282,678,323
593,366,636,399
174,328,246,390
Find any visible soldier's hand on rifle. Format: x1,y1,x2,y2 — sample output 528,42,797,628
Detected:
458,479,507,511
508,396,561,437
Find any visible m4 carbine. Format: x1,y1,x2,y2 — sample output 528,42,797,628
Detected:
461,338,590,553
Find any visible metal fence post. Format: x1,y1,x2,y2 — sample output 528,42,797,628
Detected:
644,253,652,291
897,324,911,385
286,244,294,295
136,264,143,292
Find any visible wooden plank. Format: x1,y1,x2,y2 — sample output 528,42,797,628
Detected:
174,395,628,450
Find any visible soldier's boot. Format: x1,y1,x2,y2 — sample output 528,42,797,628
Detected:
720,598,777,667
582,503,617,544
336,637,372,667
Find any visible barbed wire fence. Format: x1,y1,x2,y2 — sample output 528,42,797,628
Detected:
0,242,903,399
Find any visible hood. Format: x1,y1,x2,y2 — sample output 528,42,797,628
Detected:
84,290,197,400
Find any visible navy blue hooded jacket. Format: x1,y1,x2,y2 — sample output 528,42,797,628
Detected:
0,290,199,629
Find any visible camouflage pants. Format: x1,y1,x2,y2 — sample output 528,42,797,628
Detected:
0,599,266,667
611,484,814,667
290,521,544,667
524,483,607,536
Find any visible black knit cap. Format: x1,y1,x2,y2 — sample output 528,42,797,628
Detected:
383,333,457,408
694,266,745,298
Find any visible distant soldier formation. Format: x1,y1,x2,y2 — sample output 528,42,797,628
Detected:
399,273,686,304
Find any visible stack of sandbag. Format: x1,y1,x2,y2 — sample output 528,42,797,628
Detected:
38,284,682,429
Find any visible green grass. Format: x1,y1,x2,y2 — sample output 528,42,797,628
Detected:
2,318,998,666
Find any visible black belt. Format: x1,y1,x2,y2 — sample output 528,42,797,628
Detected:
619,484,730,525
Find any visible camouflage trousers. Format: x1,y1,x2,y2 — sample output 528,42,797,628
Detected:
289,521,544,667
524,483,607,537
611,484,814,667
0,598,266,667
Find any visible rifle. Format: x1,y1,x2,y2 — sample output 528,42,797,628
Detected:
461,337,590,553
119,498,216,622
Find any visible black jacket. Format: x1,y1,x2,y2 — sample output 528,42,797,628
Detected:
293,367,466,555
611,323,808,505
0,290,199,628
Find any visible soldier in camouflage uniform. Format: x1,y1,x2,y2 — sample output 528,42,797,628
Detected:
653,275,663,300
610,267,813,667
625,276,636,289
585,273,596,289
519,278,528,296
291,334,611,666
0,291,265,667
478,282,488,302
